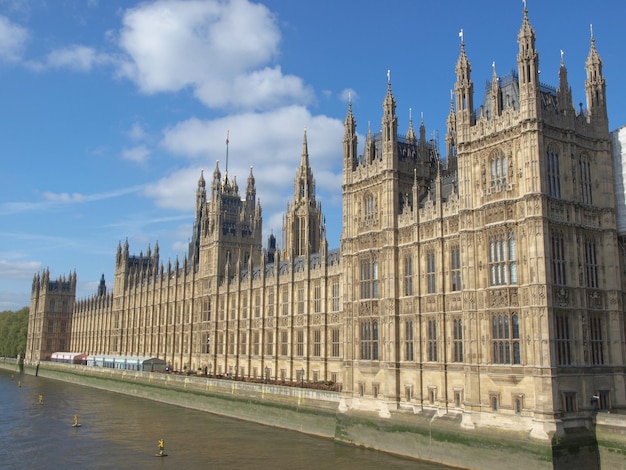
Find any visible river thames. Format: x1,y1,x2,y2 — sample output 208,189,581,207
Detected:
0,368,452,469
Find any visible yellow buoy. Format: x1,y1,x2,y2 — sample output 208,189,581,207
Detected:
72,414,81,427
38,394,44,405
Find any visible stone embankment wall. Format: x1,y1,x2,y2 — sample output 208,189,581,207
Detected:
2,359,625,469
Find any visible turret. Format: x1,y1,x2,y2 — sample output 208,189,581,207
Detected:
517,4,540,119
455,30,474,126
557,50,573,115
343,96,357,171
381,70,398,164
585,25,608,129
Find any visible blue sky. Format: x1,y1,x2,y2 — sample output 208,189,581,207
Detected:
1,0,625,310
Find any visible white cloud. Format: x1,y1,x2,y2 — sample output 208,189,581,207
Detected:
127,122,147,141
42,44,114,71
117,0,312,110
122,145,150,164
42,192,87,203
0,15,28,62
0,258,40,277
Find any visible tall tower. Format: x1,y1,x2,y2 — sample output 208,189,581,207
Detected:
283,129,325,257
25,269,76,362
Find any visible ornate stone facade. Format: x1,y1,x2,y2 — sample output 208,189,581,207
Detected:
26,7,625,439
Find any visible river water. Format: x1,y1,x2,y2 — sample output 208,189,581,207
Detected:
0,368,451,469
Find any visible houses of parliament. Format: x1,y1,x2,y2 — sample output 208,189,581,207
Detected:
25,6,625,439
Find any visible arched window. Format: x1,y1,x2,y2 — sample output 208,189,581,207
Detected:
492,312,521,364
364,192,376,219
490,149,507,187
489,231,517,286
546,145,561,198
579,153,593,205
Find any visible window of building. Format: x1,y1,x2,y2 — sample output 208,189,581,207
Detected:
373,384,379,398
280,331,288,356
364,192,376,219
360,320,379,360
253,331,260,355
584,239,599,288
296,330,304,357
489,231,517,286
426,251,436,294
562,391,577,413
547,146,561,198
281,288,289,316
491,396,499,412
579,153,593,205
490,149,507,187
589,314,604,365
429,388,436,404
598,390,611,411
492,313,521,364
218,333,224,354
230,297,236,319
360,259,379,299
313,329,321,357
404,320,414,361
219,301,225,321
555,314,572,366
403,256,413,296
297,287,305,315
47,320,54,334
552,234,567,285
451,246,461,291
228,333,235,355
453,317,463,362
254,293,261,318
314,284,321,313
405,386,412,402
60,320,66,333
454,390,462,408
268,291,274,317
240,332,247,355
242,293,248,319
514,396,523,415
331,282,340,312
427,319,437,361
49,299,55,311
331,328,340,357
203,298,211,322
266,331,273,356
204,333,211,354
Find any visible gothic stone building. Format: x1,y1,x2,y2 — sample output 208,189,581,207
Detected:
26,7,625,440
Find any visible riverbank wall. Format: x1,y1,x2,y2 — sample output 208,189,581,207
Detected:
2,359,624,469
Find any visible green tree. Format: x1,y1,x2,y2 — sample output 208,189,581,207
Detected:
0,307,29,358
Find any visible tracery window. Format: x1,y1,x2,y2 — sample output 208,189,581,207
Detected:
451,246,461,291
360,259,379,299
489,231,517,286
452,317,463,362
547,146,561,198
492,313,520,364
331,328,340,357
589,314,604,365
427,319,437,361
426,251,436,294
490,149,507,187
360,320,379,360
584,238,599,289
364,192,376,219
404,320,414,361
555,314,571,366
579,153,593,205
552,233,567,286
403,255,413,296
